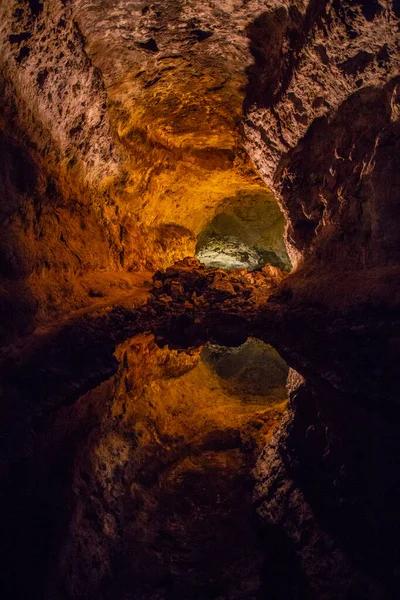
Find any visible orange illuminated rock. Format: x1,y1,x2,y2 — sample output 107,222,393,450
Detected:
45,333,287,598
149,257,288,319
0,0,288,341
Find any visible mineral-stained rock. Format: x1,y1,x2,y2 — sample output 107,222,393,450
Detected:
244,0,400,273
239,3,400,598
0,1,399,599
169,280,185,301
149,257,288,317
208,274,237,300
0,0,290,341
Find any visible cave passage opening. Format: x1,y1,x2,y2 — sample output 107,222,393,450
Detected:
194,189,291,272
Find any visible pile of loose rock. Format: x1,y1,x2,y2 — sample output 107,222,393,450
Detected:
149,257,287,315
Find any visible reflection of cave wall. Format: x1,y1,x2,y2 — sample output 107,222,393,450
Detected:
0,1,399,600
13,334,287,600
196,189,291,271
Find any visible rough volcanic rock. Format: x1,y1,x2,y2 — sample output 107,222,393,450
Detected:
1,2,399,600
1,332,286,600
0,0,127,338
244,0,400,271
149,256,287,316
0,0,289,340
70,0,290,271
195,188,291,271
241,5,400,597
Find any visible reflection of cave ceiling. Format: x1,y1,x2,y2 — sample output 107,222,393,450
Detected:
202,338,289,398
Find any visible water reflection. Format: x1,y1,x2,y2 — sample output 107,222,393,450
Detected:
22,334,289,599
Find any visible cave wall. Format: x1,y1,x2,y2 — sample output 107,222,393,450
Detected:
242,2,400,598
244,0,399,272
1,0,288,340
195,188,291,270
71,0,270,233
1,2,397,318
0,0,126,338
1,2,399,599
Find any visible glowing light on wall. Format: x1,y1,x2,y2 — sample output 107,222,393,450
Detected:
196,235,261,270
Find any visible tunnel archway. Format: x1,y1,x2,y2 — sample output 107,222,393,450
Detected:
195,189,291,271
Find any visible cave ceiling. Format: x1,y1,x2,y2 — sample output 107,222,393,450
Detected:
3,0,275,234
1,0,398,337
71,0,270,233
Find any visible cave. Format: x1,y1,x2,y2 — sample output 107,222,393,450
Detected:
0,2,399,600
195,189,291,271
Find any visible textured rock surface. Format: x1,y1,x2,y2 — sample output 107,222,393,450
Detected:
149,256,287,322
241,3,400,597
196,189,291,270
0,0,127,338
244,0,400,270
1,332,287,600
0,1,399,600
0,0,288,340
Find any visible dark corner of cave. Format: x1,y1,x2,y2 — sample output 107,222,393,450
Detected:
0,1,399,599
